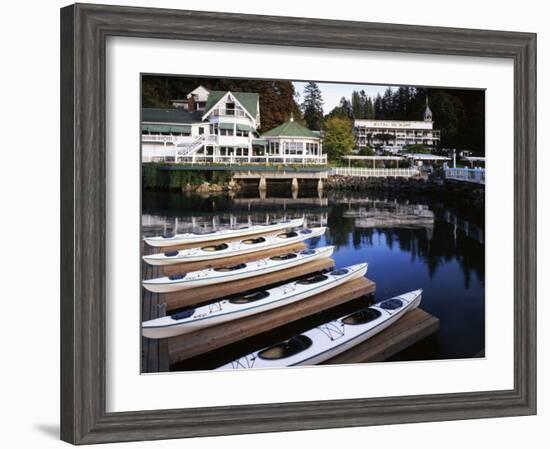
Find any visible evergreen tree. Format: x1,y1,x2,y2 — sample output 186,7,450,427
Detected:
351,91,362,119
301,82,325,130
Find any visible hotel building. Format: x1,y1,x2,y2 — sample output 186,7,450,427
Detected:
354,102,440,152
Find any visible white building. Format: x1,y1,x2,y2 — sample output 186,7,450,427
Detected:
170,85,210,110
354,101,441,150
142,87,326,165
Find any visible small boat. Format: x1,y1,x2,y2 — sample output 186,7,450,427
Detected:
144,218,305,247
216,289,422,370
142,227,326,266
142,263,368,339
142,245,335,293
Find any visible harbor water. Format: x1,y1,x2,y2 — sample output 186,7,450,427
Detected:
142,187,485,370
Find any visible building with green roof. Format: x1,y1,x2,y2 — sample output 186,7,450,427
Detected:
142,86,325,165
260,115,324,163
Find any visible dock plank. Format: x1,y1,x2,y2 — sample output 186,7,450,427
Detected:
164,257,335,310
141,253,170,373
322,308,440,365
160,242,307,275
168,277,376,365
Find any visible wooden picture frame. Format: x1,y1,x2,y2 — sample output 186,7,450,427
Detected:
60,3,537,444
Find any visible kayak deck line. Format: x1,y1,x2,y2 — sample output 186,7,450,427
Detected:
147,227,290,252
167,276,376,366
164,257,336,311
161,242,308,275
322,307,440,365
142,227,326,266
144,218,305,248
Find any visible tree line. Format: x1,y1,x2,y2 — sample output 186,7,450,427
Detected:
142,76,484,162
142,75,302,132
299,82,484,157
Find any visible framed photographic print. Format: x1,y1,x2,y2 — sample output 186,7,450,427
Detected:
60,3,536,444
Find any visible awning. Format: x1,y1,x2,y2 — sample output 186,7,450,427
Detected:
144,124,171,133
237,123,252,132
253,139,268,146
170,125,191,133
219,123,234,130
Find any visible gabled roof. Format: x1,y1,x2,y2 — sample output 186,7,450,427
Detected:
203,91,259,118
142,108,203,124
261,120,319,138
187,85,210,99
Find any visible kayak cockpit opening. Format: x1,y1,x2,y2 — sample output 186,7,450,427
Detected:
214,263,247,272
277,231,298,239
168,272,186,281
301,249,316,255
229,291,270,304
342,308,382,325
300,229,313,234
270,253,298,261
330,268,350,276
258,335,313,360
201,243,229,252
242,237,267,245
170,308,195,320
163,250,179,257
379,298,404,310
297,274,328,285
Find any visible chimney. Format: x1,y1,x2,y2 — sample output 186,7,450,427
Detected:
187,94,196,111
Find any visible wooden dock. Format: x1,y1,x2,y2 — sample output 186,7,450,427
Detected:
141,263,169,373
164,257,334,311
142,239,440,373
161,242,307,275
323,308,439,365
168,276,376,365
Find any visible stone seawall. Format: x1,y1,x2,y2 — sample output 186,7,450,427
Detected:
324,175,484,210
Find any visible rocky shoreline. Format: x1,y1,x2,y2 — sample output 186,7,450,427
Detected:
180,179,242,195
324,175,484,210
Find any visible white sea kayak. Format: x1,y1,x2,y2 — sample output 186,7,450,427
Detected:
216,289,422,370
142,263,368,339
144,218,304,247
142,227,326,266
142,245,335,293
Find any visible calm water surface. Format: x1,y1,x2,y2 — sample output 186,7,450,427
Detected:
142,187,485,369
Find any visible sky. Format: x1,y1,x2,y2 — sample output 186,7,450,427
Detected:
293,82,390,115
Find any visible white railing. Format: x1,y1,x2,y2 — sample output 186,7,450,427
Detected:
212,108,247,118
444,167,485,184
176,154,327,165
331,167,420,178
142,134,179,143
176,137,204,156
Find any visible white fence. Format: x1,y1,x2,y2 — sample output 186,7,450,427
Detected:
331,167,420,178
444,167,485,184
177,154,327,165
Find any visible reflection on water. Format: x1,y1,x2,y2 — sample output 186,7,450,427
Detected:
142,188,485,362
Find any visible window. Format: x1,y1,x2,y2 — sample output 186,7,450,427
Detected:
285,141,303,154
198,127,205,135
220,128,234,136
